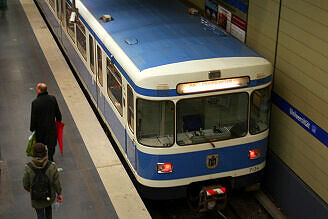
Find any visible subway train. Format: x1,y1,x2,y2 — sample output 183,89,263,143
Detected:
36,0,272,211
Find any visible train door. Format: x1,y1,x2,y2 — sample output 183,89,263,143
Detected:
56,0,65,26
96,44,103,111
60,0,65,24
126,85,136,169
55,0,62,38
88,35,97,102
56,0,60,19
106,57,125,149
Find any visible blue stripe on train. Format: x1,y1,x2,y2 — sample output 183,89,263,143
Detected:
136,138,268,180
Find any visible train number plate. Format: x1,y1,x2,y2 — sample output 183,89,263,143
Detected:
206,154,219,169
249,166,260,173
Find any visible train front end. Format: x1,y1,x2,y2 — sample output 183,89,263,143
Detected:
131,57,272,210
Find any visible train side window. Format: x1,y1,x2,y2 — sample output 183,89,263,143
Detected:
250,86,271,134
107,58,122,116
127,85,134,132
76,20,86,61
97,45,103,86
89,35,95,74
65,3,75,42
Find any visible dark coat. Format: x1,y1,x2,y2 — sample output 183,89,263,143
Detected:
23,157,62,208
30,92,62,147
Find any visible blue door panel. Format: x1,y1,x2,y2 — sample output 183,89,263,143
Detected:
103,100,125,146
127,137,136,169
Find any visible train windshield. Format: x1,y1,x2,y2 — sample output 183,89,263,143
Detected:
177,93,248,146
137,99,174,147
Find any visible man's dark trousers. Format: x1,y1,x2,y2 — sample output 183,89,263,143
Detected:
48,145,55,162
35,206,52,219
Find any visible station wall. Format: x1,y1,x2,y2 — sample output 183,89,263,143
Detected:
185,0,328,215
183,0,205,11
268,0,328,205
247,0,279,64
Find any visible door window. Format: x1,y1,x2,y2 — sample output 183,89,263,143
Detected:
127,85,134,132
97,45,103,86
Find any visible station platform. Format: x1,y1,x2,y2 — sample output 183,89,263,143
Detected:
0,0,150,218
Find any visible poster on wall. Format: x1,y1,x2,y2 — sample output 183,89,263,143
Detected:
218,5,231,32
231,14,246,42
205,0,248,43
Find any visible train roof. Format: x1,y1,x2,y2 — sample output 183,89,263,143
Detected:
81,0,262,71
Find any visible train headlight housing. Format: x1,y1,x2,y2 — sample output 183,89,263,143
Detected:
157,163,173,173
249,149,261,159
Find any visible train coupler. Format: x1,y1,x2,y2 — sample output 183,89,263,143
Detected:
198,185,227,212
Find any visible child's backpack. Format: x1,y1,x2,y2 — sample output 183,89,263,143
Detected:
28,161,51,201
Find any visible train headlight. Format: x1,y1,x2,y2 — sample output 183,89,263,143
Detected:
249,149,261,159
157,163,173,173
176,77,250,94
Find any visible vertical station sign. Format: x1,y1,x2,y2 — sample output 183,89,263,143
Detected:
205,0,248,43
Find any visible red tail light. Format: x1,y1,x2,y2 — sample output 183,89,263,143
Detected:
157,163,173,173
249,149,261,159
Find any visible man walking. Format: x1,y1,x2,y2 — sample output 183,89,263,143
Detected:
30,83,62,161
23,143,63,219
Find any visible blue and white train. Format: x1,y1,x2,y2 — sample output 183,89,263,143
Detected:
37,0,272,211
